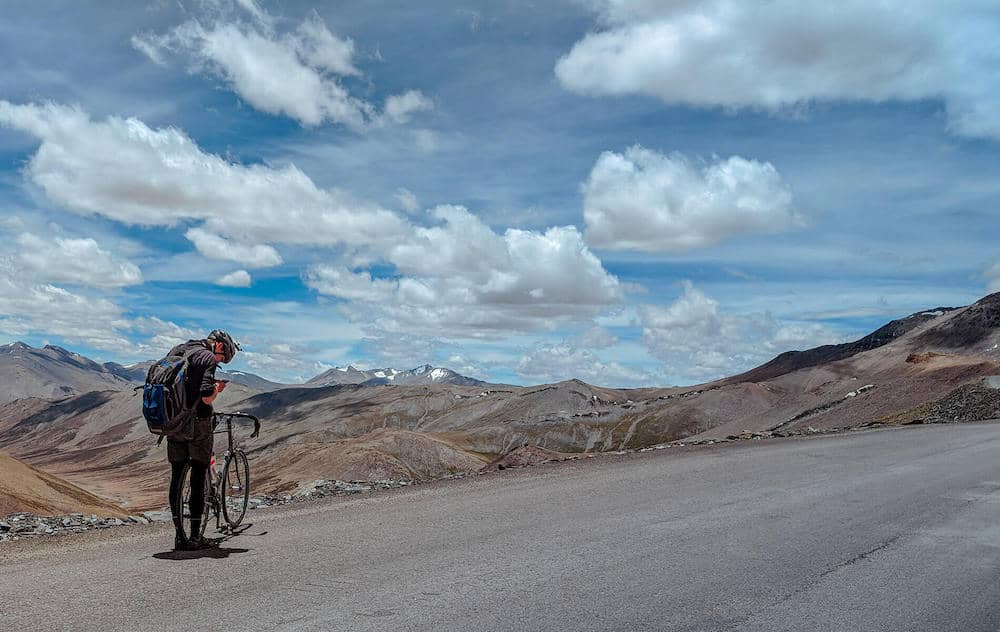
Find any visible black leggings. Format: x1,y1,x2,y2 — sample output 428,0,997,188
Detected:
169,460,207,538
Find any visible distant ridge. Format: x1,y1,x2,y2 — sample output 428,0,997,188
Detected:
721,306,960,385
0,342,135,406
0,341,485,406
306,364,487,387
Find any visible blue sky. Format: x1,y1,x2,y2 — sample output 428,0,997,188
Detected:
0,0,998,386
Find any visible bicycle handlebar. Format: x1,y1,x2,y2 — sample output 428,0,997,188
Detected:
212,411,261,439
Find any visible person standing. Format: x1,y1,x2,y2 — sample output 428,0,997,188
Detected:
165,329,240,551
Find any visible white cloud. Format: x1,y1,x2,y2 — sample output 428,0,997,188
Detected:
516,342,657,387
304,266,395,302
0,270,132,350
557,0,1000,140
0,259,182,355
305,205,624,336
0,101,622,360
382,90,434,125
186,227,282,268
583,146,799,252
984,261,1000,293
359,332,450,370
0,222,198,355
639,281,843,382
394,187,421,214
15,232,142,288
130,317,206,359
132,4,430,129
215,269,251,287
0,101,410,254
444,354,492,381
411,129,439,153
578,326,618,349
237,345,319,383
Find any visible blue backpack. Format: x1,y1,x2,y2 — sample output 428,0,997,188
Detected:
142,348,199,439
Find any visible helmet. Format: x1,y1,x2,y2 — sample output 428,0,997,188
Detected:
207,329,241,363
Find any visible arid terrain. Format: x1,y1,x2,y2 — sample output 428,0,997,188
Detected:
4,293,1000,513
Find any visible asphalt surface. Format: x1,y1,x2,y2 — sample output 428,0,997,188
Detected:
4,423,1000,631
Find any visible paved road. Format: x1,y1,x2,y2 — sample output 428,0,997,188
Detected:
4,423,1000,631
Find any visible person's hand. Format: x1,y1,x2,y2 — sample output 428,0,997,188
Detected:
215,380,227,393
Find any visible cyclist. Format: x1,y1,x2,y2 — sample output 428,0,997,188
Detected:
166,329,240,551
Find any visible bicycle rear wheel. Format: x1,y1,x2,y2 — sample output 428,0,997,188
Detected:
178,462,210,540
221,449,250,528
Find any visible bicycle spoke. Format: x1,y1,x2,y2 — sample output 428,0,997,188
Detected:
221,450,250,528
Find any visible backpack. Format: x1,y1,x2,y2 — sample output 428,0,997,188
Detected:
141,347,201,439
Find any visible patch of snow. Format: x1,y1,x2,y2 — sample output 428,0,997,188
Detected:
920,310,944,317
429,368,449,381
336,366,348,372
845,384,875,398
374,370,386,378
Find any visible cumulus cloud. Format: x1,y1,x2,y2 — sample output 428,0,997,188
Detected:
578,326,618,349
0,271,131,350
0,220,201,353
215,270,251,287
235,343,327,383
557,0,1000,139
639,281,842,382
516,342,656,387
129,317,207,359
305,205,624,335
304,266,396,302
583,146,799,252
382,90,434,125
0,101,623,344
0,262,175,355
15,232,142,288
394,187,421,214
186,227,282,268
133,3,430,129
0,101,409,259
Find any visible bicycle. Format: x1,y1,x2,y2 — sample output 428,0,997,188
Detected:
176,411,261,540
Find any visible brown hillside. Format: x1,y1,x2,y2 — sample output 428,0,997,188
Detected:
0,452,127,517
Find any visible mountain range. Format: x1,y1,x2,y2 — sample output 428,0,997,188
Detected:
306,364,486,387
4,292,1000,514
0,342,486,406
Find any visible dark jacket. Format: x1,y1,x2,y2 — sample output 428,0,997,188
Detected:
166,339,218,419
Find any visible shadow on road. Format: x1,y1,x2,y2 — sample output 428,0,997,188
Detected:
152,523,261,561
153,546,249,561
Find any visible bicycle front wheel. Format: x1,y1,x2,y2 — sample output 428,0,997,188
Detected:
221,449,250,528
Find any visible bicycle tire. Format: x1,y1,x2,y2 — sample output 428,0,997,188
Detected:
178,462,211,540
221,449,250,528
